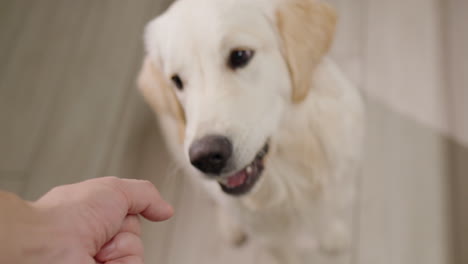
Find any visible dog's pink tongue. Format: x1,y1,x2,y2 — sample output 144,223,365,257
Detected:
227,171,247,188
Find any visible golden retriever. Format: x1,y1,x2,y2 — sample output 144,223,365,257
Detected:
138,0,364,262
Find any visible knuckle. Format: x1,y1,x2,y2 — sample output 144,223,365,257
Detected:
141,179,154,188
117,232,144,253
101,176,123,191
113,233,131,253
102,176,120,184
141,180,160,195
99,176,128,204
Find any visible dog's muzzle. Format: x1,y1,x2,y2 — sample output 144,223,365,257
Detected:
189,135,270,196
219,142,269,196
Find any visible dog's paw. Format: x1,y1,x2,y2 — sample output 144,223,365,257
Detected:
319,221,350,255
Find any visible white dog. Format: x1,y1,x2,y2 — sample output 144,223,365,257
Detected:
138,0,364,262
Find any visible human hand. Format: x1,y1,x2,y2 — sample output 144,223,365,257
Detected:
30,177,173,264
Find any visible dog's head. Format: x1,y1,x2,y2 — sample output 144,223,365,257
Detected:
138,0,336,196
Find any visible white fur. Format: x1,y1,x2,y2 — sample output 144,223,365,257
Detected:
142,0,364,263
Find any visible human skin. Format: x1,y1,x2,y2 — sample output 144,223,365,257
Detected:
0,177,173,264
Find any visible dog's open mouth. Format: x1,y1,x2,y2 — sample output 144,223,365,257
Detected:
219,143,269,196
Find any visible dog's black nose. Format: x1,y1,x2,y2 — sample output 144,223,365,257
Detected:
189,135,232,174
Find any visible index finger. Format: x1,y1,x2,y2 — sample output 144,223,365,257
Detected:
107,178,174,221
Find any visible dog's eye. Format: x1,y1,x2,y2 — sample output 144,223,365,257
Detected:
171,75,184,91
228,49,255,70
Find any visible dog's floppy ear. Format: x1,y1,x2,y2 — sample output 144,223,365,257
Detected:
137,56,186,141
277,0,337,103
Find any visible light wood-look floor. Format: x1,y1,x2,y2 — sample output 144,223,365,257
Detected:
0,0,466,263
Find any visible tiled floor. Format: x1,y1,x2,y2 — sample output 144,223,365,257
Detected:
0,1,466,264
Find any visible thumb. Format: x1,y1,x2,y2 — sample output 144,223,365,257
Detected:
105,177,174,221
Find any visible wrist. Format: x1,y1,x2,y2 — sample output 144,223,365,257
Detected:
0,192,61,264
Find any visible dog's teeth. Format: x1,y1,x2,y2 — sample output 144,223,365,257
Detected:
218,178,227,184
246,166,253,174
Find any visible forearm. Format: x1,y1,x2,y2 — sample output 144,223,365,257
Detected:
0,192,57,264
